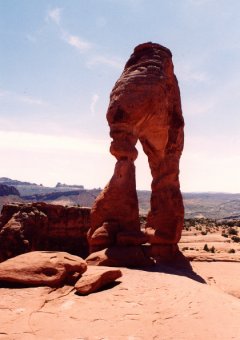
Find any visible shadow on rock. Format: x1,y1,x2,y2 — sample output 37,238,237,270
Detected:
143,250,206,284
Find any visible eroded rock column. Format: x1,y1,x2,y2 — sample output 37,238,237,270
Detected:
89,129,145,254
87,42,184,266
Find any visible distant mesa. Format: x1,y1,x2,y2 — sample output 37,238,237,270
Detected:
0,177,38,187
0,184,20,197
55,182,84,189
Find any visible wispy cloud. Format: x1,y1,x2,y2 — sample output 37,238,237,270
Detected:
182,97,214,116
187,0,215,5
46,7,62,24
26,34,37,43
90,94,99,115
45,8,92,52
62,31,92,52
0,130,107,154
176,60,209,84
87,55,124,69
0,88,46,106
180,135,240,192
44,8,123,68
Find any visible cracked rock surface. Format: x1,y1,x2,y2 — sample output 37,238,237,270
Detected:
0,263,239,339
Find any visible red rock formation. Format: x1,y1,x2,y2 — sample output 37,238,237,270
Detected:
0,251,87,287
88,42,184,264
0,203,91,261
75,266,122,295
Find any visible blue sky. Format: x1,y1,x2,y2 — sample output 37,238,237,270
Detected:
0,0,240,192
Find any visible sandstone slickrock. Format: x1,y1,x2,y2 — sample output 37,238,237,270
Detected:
88,42,184,264
0,203,91,262
75,265,122,295
0,251,87,287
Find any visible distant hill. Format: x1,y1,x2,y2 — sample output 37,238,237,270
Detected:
0,183,20,197
0,177,239,219
0,177,84,196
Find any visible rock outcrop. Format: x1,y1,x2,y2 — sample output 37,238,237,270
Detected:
0,251,87,287
88,42,184,265
0,203,91,262
75,266,122,295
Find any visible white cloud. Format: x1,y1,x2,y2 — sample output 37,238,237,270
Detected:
87,55,124,69
0,89,9,97
0,130,113,188
187,0,216,5
45,8,92,53
182,97,214,116
18,95,46,106
46,7,62,24
90,94,99,115
180,135,240,192
62,31,92,52
0,88,46,106
176,61,209,84
0,130,107,154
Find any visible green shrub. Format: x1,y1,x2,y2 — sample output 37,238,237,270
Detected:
201,231,208,235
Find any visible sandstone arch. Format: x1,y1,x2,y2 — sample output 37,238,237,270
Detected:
88,42,184,264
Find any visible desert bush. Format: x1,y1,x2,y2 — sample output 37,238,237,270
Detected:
201,231,208,235
228,228,238,236
210,246,215,253
231,236,240,243
203,244,209,252
182,247,189,251
226,221,235,227
228,248,236,253
222,233,228,238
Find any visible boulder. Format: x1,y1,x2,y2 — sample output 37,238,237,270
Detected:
0,251,87,287
75,266,122,295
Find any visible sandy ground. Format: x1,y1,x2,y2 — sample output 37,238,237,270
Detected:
0,261,239,340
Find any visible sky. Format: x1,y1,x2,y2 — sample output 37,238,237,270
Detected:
0,0,240,192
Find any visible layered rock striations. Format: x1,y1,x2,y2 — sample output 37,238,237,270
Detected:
88,42,184,265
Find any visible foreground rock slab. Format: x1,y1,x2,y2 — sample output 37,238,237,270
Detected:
0,251,87,287
0,264,239,339
75,266,122,295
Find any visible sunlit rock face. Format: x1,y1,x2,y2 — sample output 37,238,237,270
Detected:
88,42,184,265
0,203,91,262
